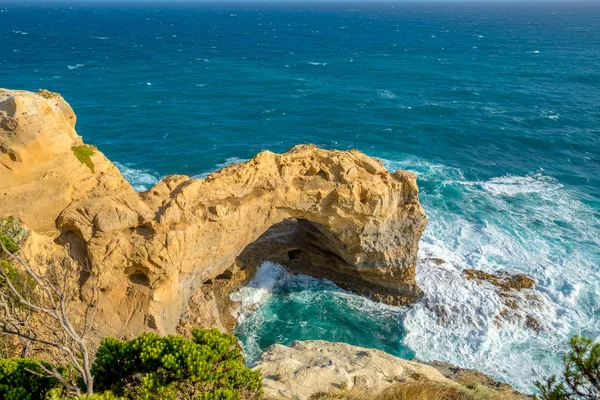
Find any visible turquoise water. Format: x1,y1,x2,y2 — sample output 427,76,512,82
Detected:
1,1,599,392
230,262,415,362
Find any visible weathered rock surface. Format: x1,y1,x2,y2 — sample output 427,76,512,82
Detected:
0,89,132,235
255,341,451,400
423,360,529,400
0,89,427,338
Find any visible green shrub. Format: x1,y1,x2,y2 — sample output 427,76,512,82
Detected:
0,259,18,287
0,358,61,400
0,217,28,256
92,328,262,400
71,146,95,173
0,234,19,255
36,90,59,100
535,336,600,400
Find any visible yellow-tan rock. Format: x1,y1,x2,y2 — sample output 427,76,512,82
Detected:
0,89,427,338
254,341,451,400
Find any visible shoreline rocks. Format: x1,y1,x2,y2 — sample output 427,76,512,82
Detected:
254,341,528,400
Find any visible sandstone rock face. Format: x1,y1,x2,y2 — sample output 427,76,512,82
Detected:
0,89,427,338
0,89,133,234
255,341,451,400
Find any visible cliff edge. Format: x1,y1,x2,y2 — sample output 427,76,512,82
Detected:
0,88,427,338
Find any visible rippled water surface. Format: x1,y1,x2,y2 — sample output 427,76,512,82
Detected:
2,1,599,392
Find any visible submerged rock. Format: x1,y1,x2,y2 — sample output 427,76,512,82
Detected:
0,88,427,338
463,269,545,332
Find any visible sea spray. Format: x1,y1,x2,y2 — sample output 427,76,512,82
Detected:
231,158,599,393
229,262,290,322
114,162,160,192
383,158,599,392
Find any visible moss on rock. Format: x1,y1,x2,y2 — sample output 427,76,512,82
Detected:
36,89,59,99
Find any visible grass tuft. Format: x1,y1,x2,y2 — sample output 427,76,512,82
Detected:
36,89,59,99
310,380,522,400
72,145,95,173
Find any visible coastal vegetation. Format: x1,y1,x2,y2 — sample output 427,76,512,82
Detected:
36,89,59,100
0,219,597,400
0,220,261,399
91,329,262,400
71,146,95,173
0,327,262,400
535,336,600,400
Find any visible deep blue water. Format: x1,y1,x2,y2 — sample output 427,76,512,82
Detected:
2,1,599,392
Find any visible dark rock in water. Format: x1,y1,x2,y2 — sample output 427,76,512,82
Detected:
464,269,536,292
464,269,544,333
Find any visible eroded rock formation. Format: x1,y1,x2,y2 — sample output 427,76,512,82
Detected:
254,341,528,400
0,89,427,338
255,341,451,400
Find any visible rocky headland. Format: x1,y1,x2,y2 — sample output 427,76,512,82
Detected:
0,89,528,398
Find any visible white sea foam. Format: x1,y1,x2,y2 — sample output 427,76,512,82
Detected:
381,157,600,392
230,262,290,322
67,64,85,70
114,162,160,192
377,89,397,99
92,36,110,40
308,61,328,65
231,261,404,360
192,157,249,179
479,173,563,196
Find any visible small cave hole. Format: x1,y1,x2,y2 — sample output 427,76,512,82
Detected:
359,189,369,205
129,270,150,286
215,270,234,280
316,170,328,179
147,314,158,329
288,249,304,260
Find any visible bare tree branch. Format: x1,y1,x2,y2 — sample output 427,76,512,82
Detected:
0,240,99,398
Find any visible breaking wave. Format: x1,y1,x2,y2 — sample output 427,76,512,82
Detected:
192,157,249,179
232,262,412,363
114,162,160,192
382,158,600,392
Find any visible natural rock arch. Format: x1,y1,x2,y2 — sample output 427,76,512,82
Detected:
1,89,427,338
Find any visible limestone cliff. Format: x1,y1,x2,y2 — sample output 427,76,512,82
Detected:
0,89,427,338
254,341,528,400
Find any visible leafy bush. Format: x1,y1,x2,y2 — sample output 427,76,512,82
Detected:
92,328,262,400
0,217,29,258
0,217,29,250
71,146,95,173
36,89,59,100
0,358,61,400
535,336,600,400
0,234,19,255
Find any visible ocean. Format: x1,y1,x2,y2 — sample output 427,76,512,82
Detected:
1,1,599,393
